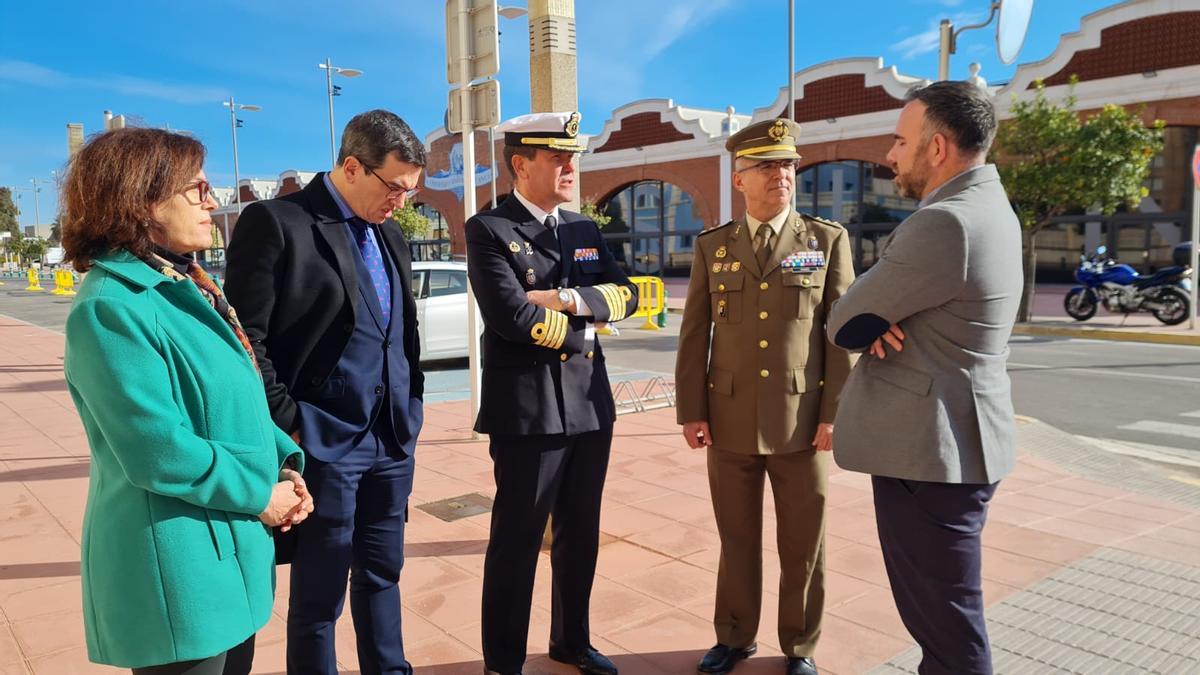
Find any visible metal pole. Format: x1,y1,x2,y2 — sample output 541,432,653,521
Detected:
228,97,240,251
938,19,953,81
459,0,483,435
1189,143,1199,329
787,0,795,121
325,57,338,168
30,179,42,235
488,124,498,208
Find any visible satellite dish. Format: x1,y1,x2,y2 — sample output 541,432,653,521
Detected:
996,0,1034,65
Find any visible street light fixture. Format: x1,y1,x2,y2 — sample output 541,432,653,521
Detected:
489,6,529,208
318,58,364,168
221,96,261,249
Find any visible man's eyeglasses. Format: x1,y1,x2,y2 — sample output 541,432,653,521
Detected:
364,164,420,201
183,180,212,204
736,159,801,175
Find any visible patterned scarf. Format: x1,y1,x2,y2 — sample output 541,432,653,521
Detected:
143,250,259,371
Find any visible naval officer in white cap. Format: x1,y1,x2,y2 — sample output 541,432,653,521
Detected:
465,111,638,675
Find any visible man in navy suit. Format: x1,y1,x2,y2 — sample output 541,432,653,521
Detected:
224,110,425,675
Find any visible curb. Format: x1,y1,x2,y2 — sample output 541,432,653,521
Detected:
1013,322,1200,346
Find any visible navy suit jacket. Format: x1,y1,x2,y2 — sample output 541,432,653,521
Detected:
224,175,424,443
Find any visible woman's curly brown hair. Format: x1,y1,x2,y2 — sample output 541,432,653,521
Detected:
61,128,206,272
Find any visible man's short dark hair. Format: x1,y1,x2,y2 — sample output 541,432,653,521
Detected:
905,81,997,156
503,145,538,180
337,109,426,169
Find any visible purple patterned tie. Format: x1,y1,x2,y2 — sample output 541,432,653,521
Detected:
351,218,391,325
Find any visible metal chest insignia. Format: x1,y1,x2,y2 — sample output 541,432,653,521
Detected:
808,236,820,251
509,241,521,253
526,268,536,285
712,262,722,274
715,245,727,259
525,241,534,256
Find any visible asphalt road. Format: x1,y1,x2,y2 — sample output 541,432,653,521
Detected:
5,286,1197,465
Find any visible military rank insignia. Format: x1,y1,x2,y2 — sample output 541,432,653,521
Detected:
525,241,534,256
731,261,742,272
715,246,727,259
573,247,599,262
712,263,722,274
781,251,826,273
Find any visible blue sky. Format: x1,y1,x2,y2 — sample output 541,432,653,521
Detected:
1,0,1117,227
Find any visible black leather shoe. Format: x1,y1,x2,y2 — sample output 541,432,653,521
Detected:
786,656,818,675
548,645,618,675
482,669,522,675
697,643,757,673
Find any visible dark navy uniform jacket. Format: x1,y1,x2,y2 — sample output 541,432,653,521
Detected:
465,196,638,436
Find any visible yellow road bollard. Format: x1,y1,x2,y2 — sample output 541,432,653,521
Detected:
25,267,44,292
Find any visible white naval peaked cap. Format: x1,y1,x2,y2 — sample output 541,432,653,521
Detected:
496,111,586,153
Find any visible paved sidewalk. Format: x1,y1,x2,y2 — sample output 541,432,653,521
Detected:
1,314,1198,674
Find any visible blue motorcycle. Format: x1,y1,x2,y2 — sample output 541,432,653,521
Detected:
1064,245,1192,325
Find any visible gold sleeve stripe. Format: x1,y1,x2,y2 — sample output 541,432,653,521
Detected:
599,284,628,321
595,284,621,321
547,309,567,349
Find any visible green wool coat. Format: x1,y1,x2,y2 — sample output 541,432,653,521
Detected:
63,250,303,668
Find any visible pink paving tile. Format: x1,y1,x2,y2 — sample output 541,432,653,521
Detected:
0,534,80,568
812,613,913,675
607,609,714,673
1094,494,1195,523
602,478,672,507
1046,476,1130,500
0,663,30,675
594,540,674,581
404,635,482,669
824,569,880,609
400,556,478,598
1017,484,1112,509
987,501,1052,526
598,504,675,539
982,521,1099,565
827,482,873,508
982,578,1023,605
248,638,286,673
990,492,1083,519
616,560,717,607
0,626,21,666
632,492,714,528
0,579,80,623
625,522,720,560
980,546,1062,590
585,577,674,635
824,506,880,545
1025,516,1138,547
405,579,485,632
26,646,114,674
11,611,84,659
825,543,889,587
1112,531,1200,566
827,587,911,641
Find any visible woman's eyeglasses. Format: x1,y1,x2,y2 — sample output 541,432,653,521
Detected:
183,180,212,204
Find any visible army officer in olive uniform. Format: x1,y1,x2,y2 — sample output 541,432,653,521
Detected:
675,119,857,675
466,112,638,675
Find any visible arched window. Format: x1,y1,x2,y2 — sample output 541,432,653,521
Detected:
796,160,921,270
599,180,705,277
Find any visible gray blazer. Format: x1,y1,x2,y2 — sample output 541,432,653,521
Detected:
826,164,1022,484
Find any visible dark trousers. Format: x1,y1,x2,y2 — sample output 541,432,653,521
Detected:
481,428,613,673
132,636,254,675
872,476,998,675
287,434,415,675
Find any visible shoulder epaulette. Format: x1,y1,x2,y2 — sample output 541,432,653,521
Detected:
698,220,736,237
801,213,844,230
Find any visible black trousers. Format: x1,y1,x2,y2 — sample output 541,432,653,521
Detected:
131,636,254,675
481,428,613,673
873,476,998,675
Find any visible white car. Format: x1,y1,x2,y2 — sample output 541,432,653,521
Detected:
410,261,470,362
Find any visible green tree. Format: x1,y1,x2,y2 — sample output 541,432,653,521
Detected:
10,234,48,264
390,204,432,241
581,199,612,230
993,79,1164,321
0,187,19,238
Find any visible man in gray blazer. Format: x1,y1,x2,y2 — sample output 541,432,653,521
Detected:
826,81,1021,675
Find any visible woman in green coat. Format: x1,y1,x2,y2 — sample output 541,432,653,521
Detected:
60,128,314,674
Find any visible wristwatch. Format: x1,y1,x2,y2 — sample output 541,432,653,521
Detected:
557,288,573,309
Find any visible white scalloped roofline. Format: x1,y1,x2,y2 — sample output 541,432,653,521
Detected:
588,98,734,151
750,57,928,123
1000,0,1193,97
